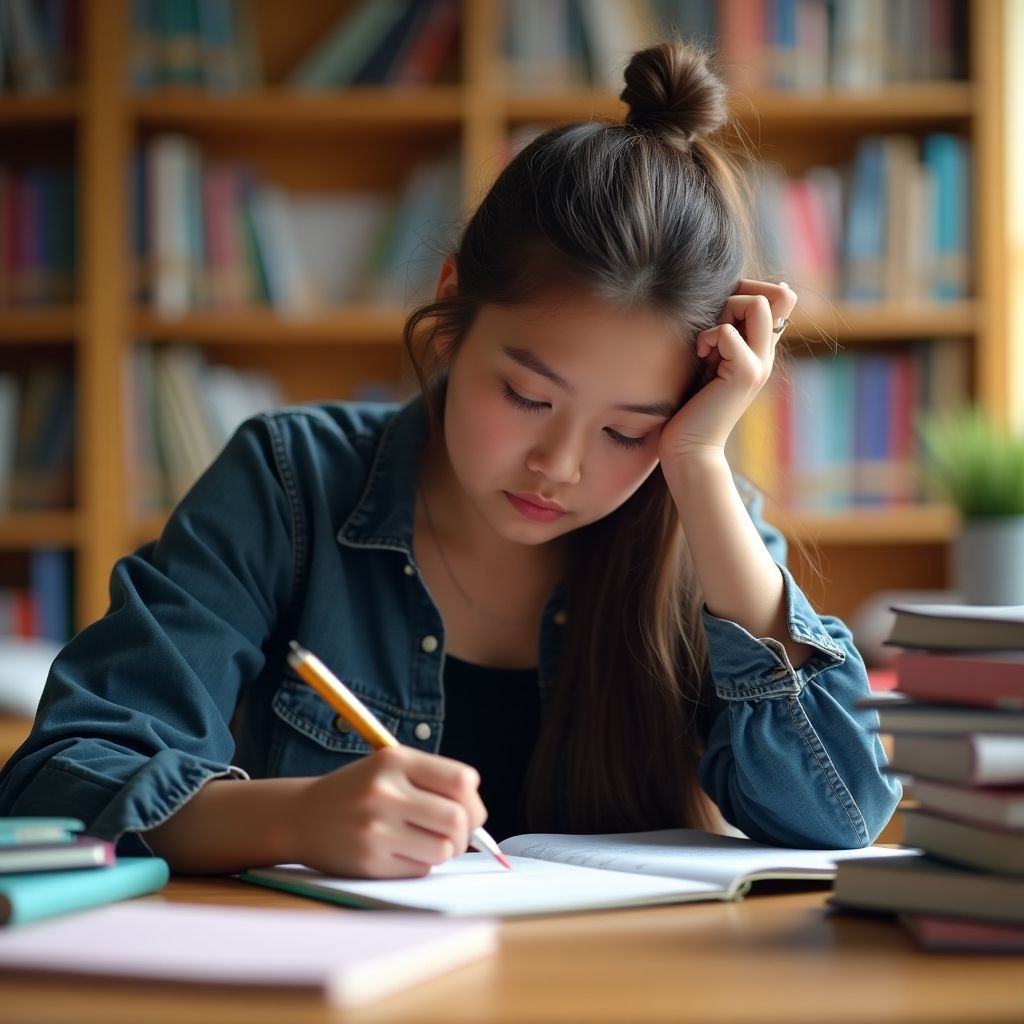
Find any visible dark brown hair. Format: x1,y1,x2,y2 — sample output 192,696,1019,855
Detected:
404,42,757,833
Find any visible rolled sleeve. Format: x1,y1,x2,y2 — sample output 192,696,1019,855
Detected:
698,490,902,849
0,416,294,851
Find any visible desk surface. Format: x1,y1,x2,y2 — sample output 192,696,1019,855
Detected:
1,877,1020,1024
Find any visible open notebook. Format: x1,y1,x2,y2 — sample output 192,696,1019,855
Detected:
241,829,913,918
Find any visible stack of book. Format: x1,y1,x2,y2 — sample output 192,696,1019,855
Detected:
832,603,1024,951
0,817,168,927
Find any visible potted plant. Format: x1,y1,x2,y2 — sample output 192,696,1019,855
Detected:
918,405,1024,605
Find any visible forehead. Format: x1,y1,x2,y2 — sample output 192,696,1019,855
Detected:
473,293,695,396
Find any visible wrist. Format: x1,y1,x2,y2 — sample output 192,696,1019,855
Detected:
660,444,731,489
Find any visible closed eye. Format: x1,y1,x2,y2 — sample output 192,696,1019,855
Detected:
502,382,548,412
604,428,649,451
504,381,649,450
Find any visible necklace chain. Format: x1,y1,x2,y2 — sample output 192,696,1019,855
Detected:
418,488,537,626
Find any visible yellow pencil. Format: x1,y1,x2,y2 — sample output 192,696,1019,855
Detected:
287,641,511,871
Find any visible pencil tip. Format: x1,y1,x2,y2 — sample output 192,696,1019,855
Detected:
496,852,512,870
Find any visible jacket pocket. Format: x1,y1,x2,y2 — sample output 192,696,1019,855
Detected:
268,670,403,777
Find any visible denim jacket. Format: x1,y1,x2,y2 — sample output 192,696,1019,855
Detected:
0,397,900,852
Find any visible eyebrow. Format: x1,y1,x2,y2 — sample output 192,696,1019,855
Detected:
502,345,678,419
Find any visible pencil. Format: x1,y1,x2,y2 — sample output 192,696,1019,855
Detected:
287,641,512,871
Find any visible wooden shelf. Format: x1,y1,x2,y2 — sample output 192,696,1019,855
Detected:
788,301,978,342
504,82,974,126
0,512,79,550
0,1,1007,628
131,87,464,131
0,89,80,123
773,504,958,545
0,308,79,342
134,307,407,344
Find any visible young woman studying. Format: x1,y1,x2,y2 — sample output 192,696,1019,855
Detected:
0,43,900,877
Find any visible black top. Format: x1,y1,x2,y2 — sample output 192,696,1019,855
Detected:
439,655,541,842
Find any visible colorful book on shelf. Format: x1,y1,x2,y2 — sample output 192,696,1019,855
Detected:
843,136,887,302
899,808,1024,875
831,853,1024,926
352,0,432,86
156,0,203,86
0,857,170,927
0,902,498,1008
241,829,910,919
393,0,460,86
922,132,971,301
287,0,409,89
852,353,896,506
885,604,1024,655
9,364,74,511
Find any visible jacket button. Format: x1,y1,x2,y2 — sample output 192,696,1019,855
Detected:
333,714,352,734
553,611,567,625
403,563,415,576
420,635,439,654
414,722,432,741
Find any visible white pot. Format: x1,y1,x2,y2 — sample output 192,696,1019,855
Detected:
953,516,1024,605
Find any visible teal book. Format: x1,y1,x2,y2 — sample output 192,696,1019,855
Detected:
0,857,170,927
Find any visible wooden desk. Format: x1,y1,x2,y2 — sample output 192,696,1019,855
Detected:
1,878,1020,1024
0,714,32,770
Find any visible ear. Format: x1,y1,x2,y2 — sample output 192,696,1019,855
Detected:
435,256,458,301
432,256,459,363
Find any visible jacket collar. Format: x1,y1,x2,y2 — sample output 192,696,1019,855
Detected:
336,395,429,554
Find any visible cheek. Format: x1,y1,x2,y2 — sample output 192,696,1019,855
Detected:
593,450,661,508
446,384,524,469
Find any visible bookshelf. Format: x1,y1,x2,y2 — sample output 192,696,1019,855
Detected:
0,0,1012,635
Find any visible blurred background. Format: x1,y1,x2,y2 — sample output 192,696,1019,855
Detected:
0,0,1021,737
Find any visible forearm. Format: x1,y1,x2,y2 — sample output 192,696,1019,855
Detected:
144,777,304,875
664,450,812,667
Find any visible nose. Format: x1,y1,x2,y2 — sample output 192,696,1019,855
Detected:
525,420,583,486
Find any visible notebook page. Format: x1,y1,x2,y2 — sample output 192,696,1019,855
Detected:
250,854,724,917
499,829,913,891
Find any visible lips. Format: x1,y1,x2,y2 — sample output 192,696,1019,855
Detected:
510,492,565,513
504,491,567,523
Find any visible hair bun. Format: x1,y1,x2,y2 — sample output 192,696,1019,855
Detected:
620,43,728,146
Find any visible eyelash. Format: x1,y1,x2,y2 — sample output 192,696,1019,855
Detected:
501,382,649,451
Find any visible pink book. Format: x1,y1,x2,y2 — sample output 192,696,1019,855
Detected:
900,912,1024,952
893,650,1024,709
718,0,767,91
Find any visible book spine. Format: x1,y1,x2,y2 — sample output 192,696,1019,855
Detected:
0,858,170,927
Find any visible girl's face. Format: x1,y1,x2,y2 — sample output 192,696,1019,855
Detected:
441,290,697,546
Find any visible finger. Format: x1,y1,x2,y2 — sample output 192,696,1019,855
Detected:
719,295,774,361
394,820,464,868
398,747,482,803
401,787,473,852
733,278,798,311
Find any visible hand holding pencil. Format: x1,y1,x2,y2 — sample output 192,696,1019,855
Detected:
288,642,511,874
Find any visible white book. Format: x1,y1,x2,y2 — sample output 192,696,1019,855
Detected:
249,184,318,316
286,193,389,305
0,902,498,1008
148,134,198,315
241,829,912,918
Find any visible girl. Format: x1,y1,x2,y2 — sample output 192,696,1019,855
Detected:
0,43,900,878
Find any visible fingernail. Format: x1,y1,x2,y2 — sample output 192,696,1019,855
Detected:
779,281,788,288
